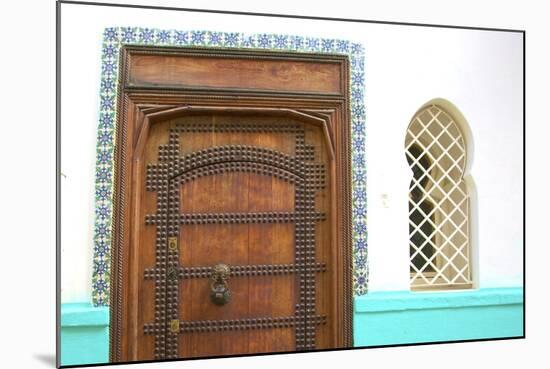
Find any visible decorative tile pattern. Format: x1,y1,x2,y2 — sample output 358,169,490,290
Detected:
92,27,367,306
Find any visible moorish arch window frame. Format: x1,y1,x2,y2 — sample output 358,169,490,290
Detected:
405,103,472,291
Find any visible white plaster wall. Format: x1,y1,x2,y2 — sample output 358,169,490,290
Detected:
60,5,523,302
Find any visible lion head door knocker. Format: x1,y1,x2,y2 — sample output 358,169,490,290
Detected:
210,263,231,305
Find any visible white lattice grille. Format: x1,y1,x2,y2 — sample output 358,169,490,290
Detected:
405,105,471,289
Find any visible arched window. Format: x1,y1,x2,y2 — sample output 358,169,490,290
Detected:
405,104,471,290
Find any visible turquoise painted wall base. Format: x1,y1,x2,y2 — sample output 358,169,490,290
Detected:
60,303,109,366
353,287,524,347
59,288,523,364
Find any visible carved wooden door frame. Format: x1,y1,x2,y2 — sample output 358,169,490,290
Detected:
109,46,353,361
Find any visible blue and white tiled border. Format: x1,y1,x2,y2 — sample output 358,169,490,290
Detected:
92,27,367,306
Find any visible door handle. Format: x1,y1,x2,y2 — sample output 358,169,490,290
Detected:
210,264,231,305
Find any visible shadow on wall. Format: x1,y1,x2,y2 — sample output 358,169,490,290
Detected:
33,353,56,366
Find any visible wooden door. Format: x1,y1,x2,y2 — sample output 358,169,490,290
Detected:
110,47,353,362
138,114,332,359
